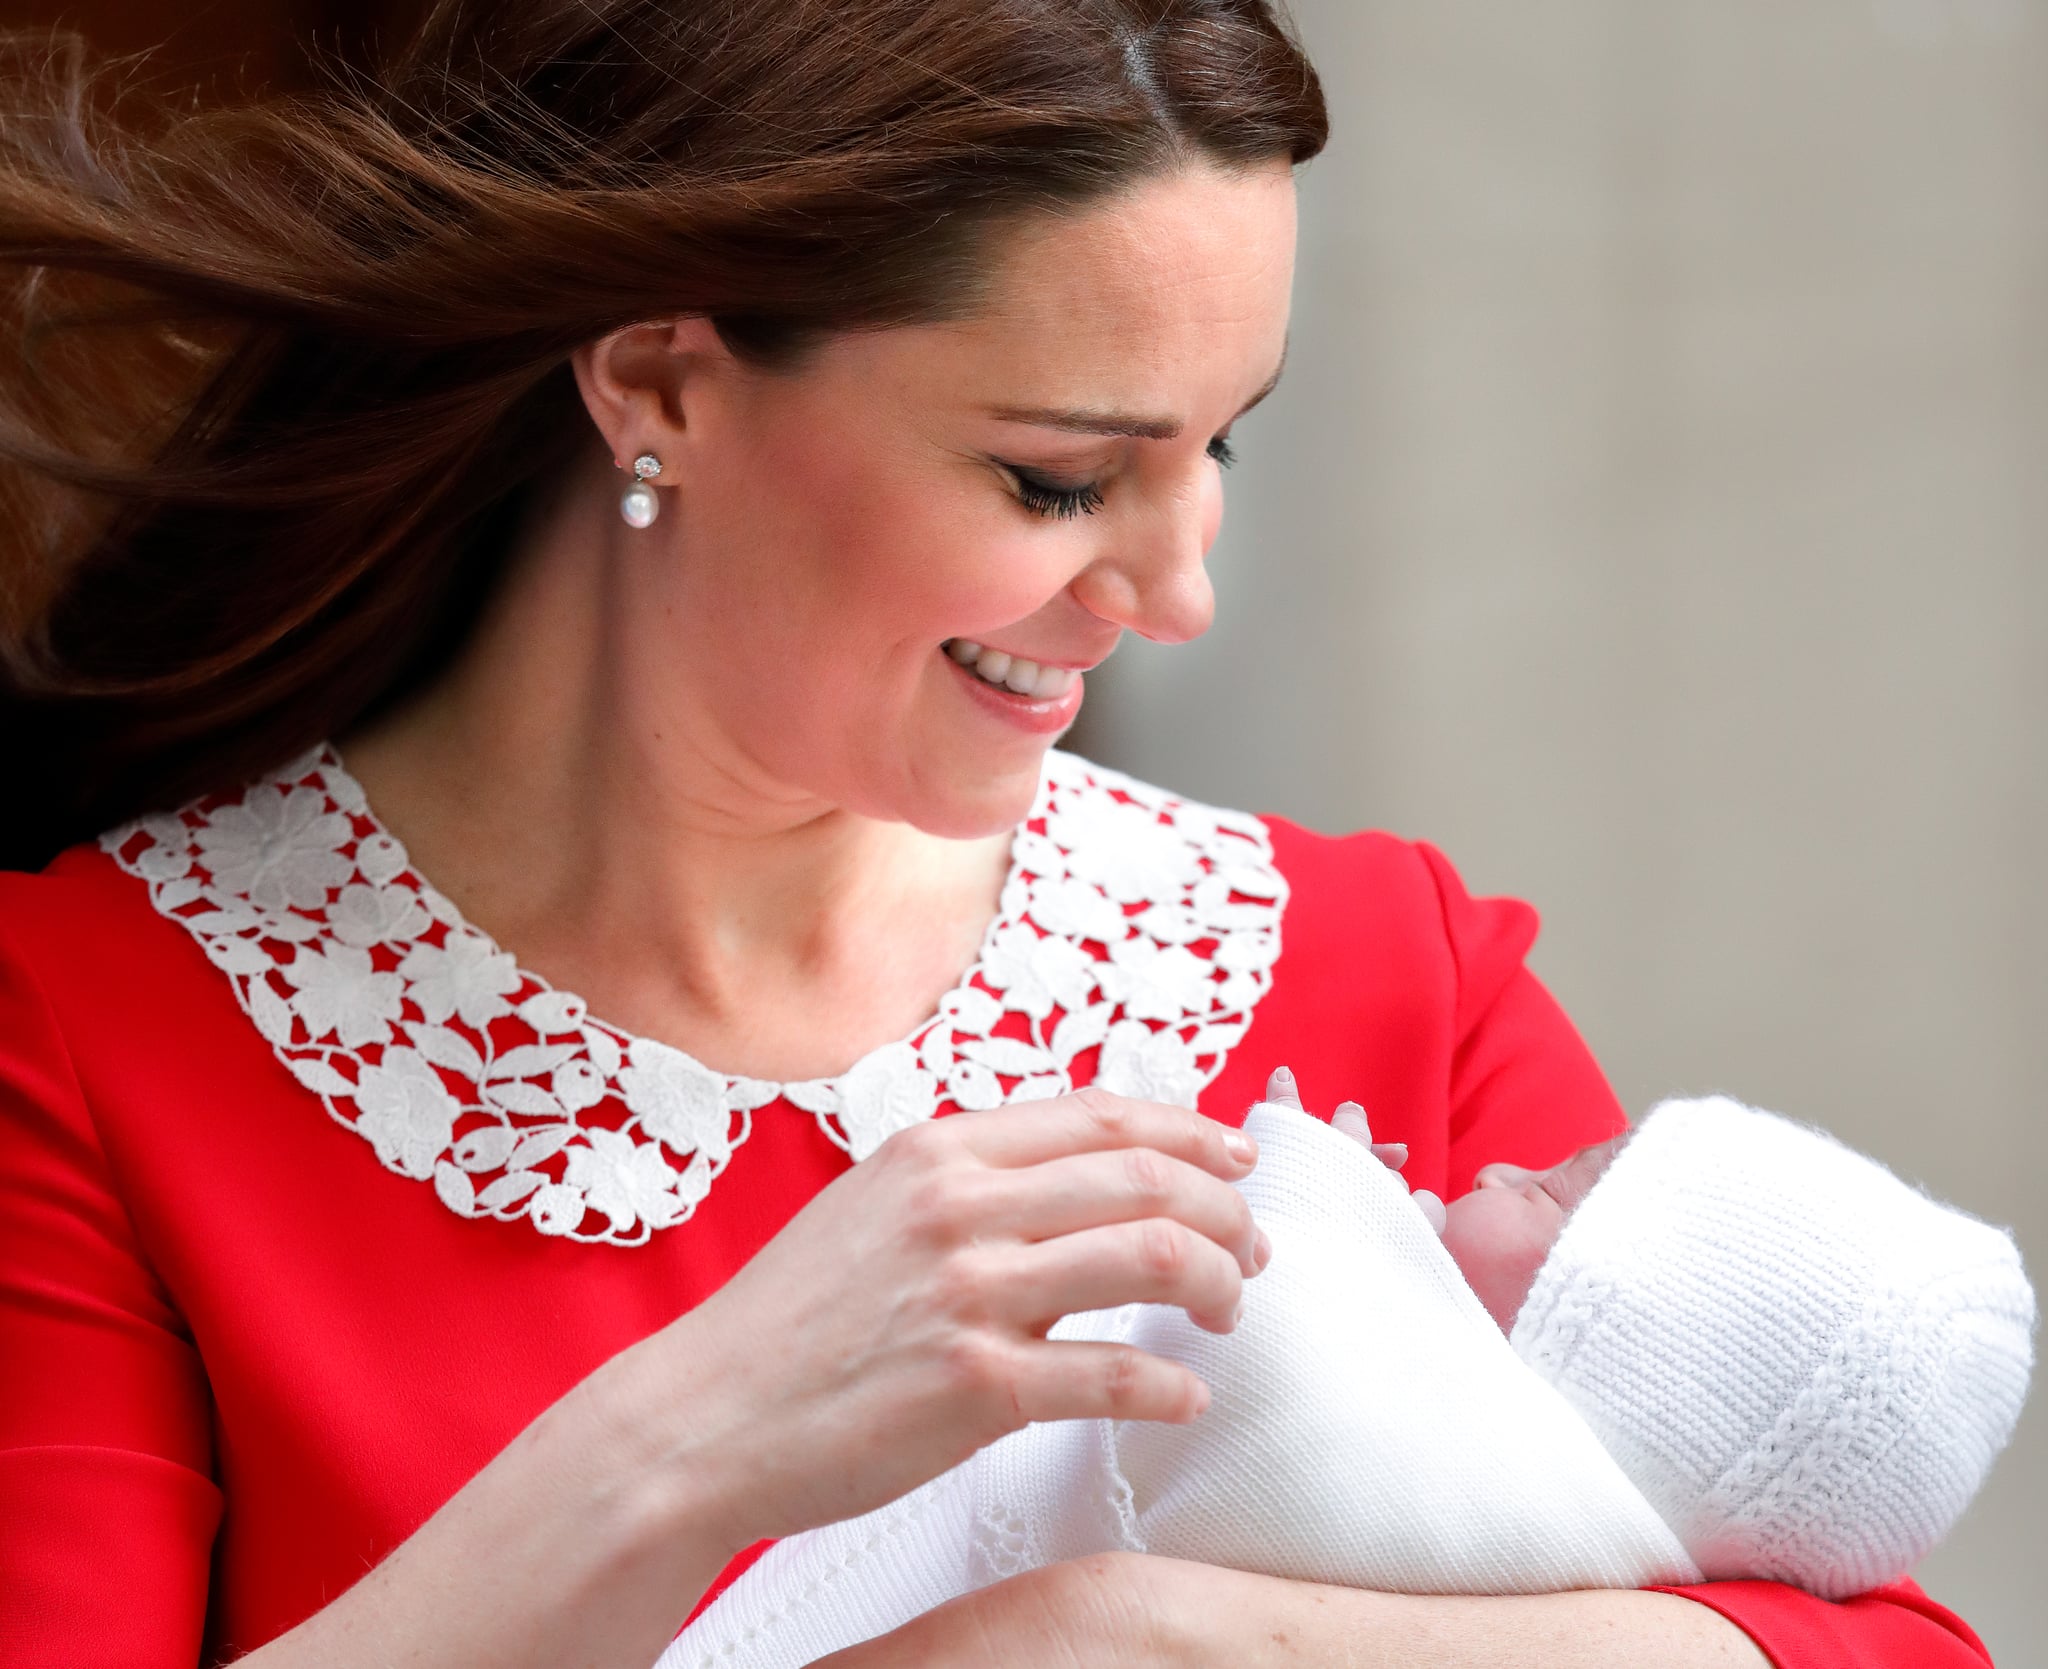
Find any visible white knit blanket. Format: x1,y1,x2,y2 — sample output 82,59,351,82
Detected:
656,1102,1700,1669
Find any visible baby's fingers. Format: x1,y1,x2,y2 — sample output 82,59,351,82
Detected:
1331,1102,1409,1171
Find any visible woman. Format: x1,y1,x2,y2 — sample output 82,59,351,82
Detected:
0,4,1994,1665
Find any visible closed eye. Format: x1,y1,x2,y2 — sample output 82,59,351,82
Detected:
1005,466,1105,520
1004,434,1239,521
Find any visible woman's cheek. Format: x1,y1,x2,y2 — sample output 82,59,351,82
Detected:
926,521,1096,638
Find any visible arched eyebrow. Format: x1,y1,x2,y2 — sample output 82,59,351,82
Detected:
983,342,1290,441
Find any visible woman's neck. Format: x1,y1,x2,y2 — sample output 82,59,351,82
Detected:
338,465,1016,1082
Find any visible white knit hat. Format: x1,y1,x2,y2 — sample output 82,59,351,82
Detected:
1509,1095,2035,1599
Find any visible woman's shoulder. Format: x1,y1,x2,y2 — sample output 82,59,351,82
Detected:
0,809,250,1082
0,837,210,1165
0,835,175,968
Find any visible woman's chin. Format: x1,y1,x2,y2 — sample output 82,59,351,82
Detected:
891,743,1057,841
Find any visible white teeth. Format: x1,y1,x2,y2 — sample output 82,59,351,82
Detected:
942,640,1080,702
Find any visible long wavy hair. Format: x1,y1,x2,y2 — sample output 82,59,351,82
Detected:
0,0,1325,871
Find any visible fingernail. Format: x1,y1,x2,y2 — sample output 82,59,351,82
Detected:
1253,1227,1273,1270
1224,1128,1257,1164
1227,1298,1243,1329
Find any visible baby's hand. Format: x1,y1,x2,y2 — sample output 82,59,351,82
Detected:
1472,1132,1632,1212
1330,1100,1410,1172
1264,1069,1447,1234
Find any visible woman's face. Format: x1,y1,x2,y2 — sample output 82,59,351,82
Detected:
605,159,1298,836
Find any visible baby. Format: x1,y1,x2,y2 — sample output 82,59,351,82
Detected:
1368,1087,2034,1595
659,1085,2035,1669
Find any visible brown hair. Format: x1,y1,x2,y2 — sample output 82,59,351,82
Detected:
0,1,1325,871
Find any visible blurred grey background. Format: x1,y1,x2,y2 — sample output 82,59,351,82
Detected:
1076,1,2047,1661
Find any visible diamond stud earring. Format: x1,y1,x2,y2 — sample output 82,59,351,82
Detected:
619,453,663,528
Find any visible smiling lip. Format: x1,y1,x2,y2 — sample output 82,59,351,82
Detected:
942,637,1093,698
941,639,1088,734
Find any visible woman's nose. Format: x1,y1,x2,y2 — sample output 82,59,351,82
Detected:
1068,489,1218,645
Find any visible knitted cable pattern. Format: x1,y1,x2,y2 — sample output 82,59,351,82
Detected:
1511,1095,2035,1599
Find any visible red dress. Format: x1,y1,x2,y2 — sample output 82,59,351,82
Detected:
0,748,1990,1667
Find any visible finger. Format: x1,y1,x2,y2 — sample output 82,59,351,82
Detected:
1264,1065,1303,1109
1330,1105,1409,1174
934,1088,1257,1178
996,1217,1246,1335
980,1146,1267,1277
1542,1132,1633,1212
1332,1100,1371,1137
1006,1338,1213,1427
1411,1189,1447,1235
1473,1135,1630,1209
1333,1102,1409,1171
1330,1107,1374,1150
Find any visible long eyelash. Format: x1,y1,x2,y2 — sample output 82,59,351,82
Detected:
1005,437,1235,521
1009,467,1105,520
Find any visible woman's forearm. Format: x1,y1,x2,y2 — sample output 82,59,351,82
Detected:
808,1552,1783,1667
1158,1562,1774,1669
236,1357,742,1669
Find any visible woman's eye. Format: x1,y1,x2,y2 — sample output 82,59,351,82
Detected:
1002,437,1234,521
1005,465,1106,521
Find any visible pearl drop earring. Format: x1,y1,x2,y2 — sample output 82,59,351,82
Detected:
619,453,663,528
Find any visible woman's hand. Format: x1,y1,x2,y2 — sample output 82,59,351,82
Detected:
610,1086,1273,1553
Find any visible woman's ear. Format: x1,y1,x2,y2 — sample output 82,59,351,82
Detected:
570,315,733,470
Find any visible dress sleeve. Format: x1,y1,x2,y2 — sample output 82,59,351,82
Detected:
0,904,221,1668
1416,841,1629,1198
1415,844,1995,1668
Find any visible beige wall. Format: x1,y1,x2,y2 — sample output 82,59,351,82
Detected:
1079,3,2048,1660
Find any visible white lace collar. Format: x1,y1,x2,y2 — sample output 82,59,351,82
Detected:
102,745,1287,1247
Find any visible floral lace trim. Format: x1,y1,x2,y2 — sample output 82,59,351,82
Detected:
102,745,1288,1246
